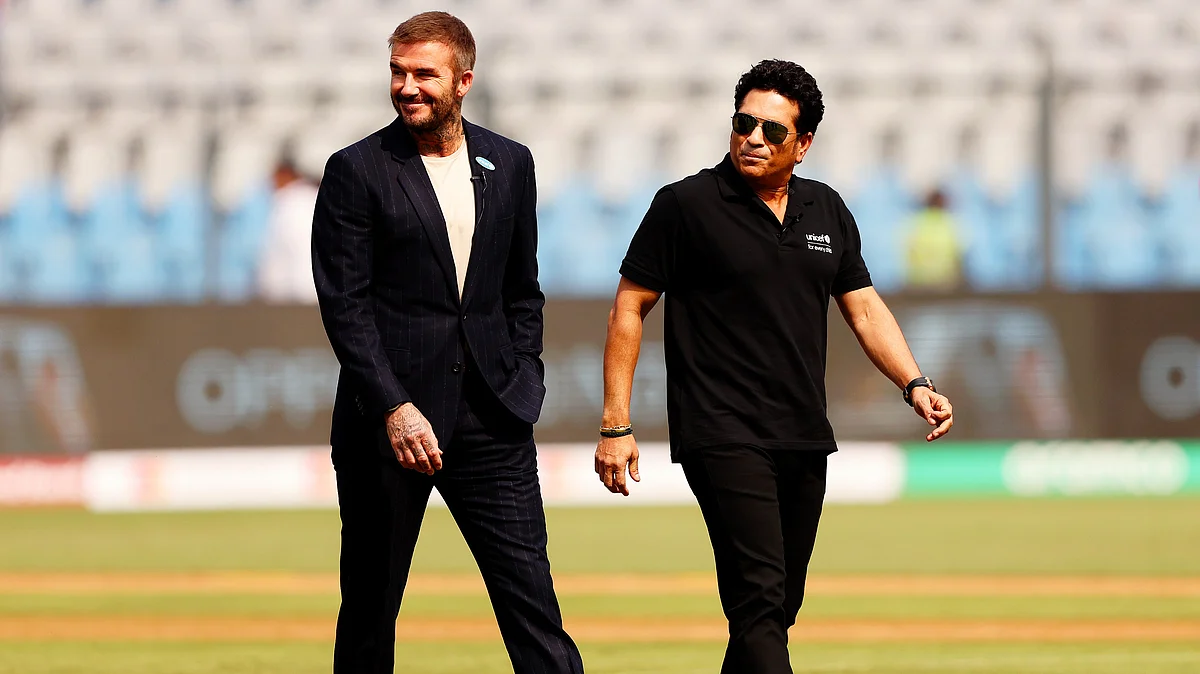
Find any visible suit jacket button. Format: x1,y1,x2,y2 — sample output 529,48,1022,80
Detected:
452,362,463,373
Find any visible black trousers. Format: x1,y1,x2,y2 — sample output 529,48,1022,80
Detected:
681,445,829,674
332,368,584,674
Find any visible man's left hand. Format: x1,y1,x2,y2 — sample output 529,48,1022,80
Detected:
911,387,953,442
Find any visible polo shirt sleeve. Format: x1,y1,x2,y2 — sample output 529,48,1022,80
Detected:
619,186,681,293
831,193,874,296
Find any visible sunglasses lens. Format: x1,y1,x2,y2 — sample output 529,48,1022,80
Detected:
762,121,789,144
732,113,757,136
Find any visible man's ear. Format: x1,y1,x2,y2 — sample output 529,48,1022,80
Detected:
794,131,814,164
457,70,474,98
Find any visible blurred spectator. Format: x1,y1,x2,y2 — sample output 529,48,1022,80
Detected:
257,159,319,304
0,325,93,455
904,188,965,291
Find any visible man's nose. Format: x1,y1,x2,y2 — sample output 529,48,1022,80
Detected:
400,74,419,97
746,125,766,146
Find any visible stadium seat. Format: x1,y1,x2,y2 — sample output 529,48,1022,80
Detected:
849,165,913,293
0,228,14,302
994,171,1042,289
24,228,91,304
78,179,142,255
155,182,209,302
7,179,71,264
74,178,166,302
536,176,617,297
97,228,163,304
947,168,1006,290
1054,198,1090,290
216,182,274,303
1076,163,1162,289
1157,164,1200,286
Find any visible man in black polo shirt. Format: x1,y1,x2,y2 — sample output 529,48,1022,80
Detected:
594,60,955,674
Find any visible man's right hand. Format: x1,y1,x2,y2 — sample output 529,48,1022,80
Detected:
594,435,641,496
385,403,443,475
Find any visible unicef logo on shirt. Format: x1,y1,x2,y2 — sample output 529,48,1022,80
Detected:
804,233,833,253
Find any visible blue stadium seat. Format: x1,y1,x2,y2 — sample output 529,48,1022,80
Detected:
994,172,1042,289
155,182,209,302
99,229,163,303
79,180,165,302
5,180,87,302
216,182,273,302
24,229,90,304
0,226,13,302
948,169,1006,290
537,177,617,297
849,166,913,293
1075,163,1161,289
1053,199,1090,290
7,179,70,258
1157,164,1200,287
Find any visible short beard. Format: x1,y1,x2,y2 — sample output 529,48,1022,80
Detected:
395,92,462,139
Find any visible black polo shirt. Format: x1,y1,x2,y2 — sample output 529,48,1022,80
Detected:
620,154,873,459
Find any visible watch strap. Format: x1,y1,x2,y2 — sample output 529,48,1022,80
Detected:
903,376,936,407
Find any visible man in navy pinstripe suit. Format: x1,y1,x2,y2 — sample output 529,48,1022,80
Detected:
312,12,584,674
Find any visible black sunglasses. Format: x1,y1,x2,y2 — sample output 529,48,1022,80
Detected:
731,112,797,145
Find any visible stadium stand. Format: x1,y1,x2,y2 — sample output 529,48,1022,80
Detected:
0,0,1197,302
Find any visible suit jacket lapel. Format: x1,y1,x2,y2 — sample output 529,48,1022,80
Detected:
460,121,494,308
383,119,459,301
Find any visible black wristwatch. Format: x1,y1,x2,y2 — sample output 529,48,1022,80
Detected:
903,376,936,407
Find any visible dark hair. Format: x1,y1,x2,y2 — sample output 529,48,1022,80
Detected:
389,11,476,74
733,59,824,136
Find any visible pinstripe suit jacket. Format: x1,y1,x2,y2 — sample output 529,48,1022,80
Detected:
312,117,546,457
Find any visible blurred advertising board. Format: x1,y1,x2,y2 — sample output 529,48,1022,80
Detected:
0,292,1197,453
23,439,1200,512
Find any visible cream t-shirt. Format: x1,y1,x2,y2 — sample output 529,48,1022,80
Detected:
421,141,476,298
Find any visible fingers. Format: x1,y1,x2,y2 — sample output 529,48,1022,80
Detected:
927,417,953,441
392,431,440,474
600,460,617,492
413,437,433,475
395,441,417,470
930,397,953,424
918,403,937,425
913,392,954,441
611,464,628,496
595,438,637,496
926,398,955,441
915,393,952,426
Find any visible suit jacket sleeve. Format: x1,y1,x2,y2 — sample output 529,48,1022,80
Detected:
311,149,410,416
503,147,546,376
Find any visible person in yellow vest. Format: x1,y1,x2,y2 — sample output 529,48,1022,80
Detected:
905,188,965,290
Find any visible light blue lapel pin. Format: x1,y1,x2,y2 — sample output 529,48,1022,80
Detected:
475,156,495,171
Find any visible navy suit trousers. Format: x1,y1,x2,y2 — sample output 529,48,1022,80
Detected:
332,366,583,674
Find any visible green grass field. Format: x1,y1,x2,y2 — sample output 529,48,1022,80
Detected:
2,499,1199,673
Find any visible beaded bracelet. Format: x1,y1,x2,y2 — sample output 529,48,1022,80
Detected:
599,424,634,438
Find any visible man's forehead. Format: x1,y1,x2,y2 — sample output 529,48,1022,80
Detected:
738,91,799,126
390,41,454,65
